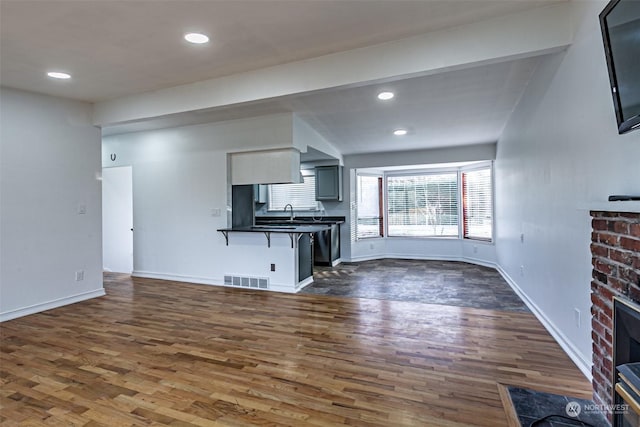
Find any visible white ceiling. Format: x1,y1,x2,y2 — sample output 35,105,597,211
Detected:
0,0,564,155
102,56,543,155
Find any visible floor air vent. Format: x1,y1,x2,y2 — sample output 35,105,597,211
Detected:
224,275,269,289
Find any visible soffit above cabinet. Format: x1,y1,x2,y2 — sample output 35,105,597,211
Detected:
230,148,301,185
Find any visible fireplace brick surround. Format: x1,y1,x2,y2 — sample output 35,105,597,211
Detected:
590,210,640,417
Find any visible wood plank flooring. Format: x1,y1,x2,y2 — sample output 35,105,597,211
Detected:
1,273,592,426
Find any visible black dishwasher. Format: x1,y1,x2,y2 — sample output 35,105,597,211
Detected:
314,224,340,266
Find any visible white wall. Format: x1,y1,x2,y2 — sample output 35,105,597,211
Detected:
494,0,640,379
101,114,299,287
344,143,498,265
293,115,343,164
0,88,104,321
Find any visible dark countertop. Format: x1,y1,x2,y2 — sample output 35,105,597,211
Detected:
255,216,345,226
217,224,331,234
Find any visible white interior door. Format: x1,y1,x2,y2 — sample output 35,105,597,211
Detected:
102,166,133,273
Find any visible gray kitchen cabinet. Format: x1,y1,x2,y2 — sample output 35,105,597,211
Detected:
253,184,267,203
231,185,254,228
298,233,313,281
315,165,343,201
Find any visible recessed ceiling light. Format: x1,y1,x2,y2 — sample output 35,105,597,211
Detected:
47,71,71,79
377,91,395,101
393,129,408,136
184,33,209,44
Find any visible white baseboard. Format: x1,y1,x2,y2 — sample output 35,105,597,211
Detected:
132,270,298,294
296,276,314,290
496,265,592,381
347,254,497,270
133,270,222,286
331,258,343,267
0,288,106,322
460,256,497,269
348,254,385,262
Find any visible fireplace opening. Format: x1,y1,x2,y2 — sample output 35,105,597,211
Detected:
614,298,640,367
613,297,640,427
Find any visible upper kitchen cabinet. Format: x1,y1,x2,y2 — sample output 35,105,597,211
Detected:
253,184,267,204
315,165,343,201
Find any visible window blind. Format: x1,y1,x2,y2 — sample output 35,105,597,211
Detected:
268,174,318,211
356,175,383,239
387,173,458,237
462,167,492,240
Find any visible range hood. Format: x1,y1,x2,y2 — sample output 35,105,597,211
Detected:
230,148,302,185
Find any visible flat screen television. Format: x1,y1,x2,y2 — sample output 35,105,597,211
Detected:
599,0,640,134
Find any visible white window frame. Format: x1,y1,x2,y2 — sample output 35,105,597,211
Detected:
355,172,384,240
460,161,494,242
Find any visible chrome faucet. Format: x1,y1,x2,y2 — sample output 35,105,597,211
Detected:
284,204,294,222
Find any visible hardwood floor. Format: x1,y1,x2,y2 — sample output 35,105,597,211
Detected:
1,273,591,426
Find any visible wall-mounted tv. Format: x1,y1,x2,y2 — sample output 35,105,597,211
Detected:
599,0,640,134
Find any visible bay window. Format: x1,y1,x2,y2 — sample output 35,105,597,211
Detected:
354,162,493,241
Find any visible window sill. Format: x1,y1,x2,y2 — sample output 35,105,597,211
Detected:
383,236,495,245
387,235,460,240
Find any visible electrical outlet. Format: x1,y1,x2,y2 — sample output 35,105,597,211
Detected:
369,243,374,250
520,265,525,276
75,270,84,281
574,308,581,328
520,233,525,243
473,245,478,254
270,263,276,272
77,203,87,215
211,208,221,217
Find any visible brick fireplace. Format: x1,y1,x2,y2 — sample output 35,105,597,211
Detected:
590,210,640,419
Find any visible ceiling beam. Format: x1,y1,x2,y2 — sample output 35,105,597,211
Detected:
93,3,573,127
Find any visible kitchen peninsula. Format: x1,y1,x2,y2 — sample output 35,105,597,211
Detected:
217,183,344,293
216,222,334,292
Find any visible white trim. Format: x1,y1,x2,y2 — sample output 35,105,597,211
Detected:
577,201,640,213
0,289,106,322
458,256,497,269
348,254,387,263
133,270,221,285
296,276,314,290
132,270,298,294
331,258,343,267
347,253,496,269
385,254,466,262
496,265,592,381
